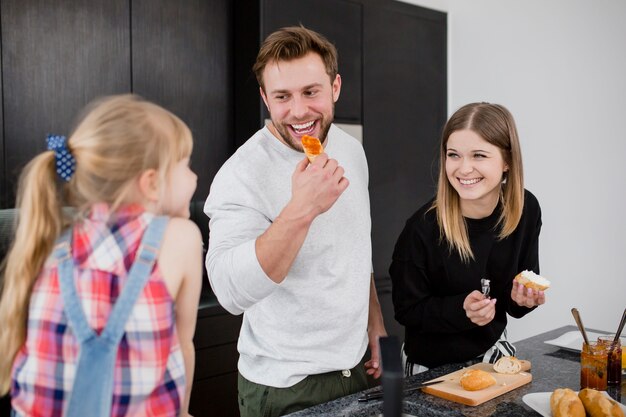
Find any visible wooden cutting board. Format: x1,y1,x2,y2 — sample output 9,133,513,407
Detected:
422,360,532,406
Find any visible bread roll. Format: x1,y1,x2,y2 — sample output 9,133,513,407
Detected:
579,388,625,417
459,369,496,391
550,388,585,417
514,270,551,291
301,135,324,162
493,356,522,374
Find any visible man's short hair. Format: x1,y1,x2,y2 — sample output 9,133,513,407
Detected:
253,25,338,91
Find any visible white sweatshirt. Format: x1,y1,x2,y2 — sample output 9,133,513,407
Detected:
204,125,372,388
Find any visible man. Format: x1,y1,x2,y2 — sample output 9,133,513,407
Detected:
204,26,387,417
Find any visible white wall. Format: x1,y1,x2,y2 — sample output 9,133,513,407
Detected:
399,0,626,342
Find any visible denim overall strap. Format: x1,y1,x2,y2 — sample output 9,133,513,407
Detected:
56,216,168,417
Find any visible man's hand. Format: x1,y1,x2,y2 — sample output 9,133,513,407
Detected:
511,280,545,308
463,290,497,326
365,276,387,379
365,325,387,379
255,153,348,283
290,153,349,218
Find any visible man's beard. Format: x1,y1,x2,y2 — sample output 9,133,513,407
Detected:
276,122,332,153
271,112,334,152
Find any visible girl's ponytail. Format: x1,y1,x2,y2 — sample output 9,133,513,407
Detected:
0,151,65,394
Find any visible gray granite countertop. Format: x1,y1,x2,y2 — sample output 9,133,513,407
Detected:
284,326,625,417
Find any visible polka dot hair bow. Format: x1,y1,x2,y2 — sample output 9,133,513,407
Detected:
46,134,76,182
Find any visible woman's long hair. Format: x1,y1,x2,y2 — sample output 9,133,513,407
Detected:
0,94,193,394
432,102,524,262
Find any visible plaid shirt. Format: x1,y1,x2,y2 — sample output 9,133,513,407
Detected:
11,204,185,417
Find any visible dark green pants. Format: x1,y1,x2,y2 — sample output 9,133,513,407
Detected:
238,361,368,417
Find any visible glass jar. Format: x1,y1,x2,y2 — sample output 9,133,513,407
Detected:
580,341,608,390
597,334,623,385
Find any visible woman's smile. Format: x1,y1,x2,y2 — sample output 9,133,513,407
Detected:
458,177,483,186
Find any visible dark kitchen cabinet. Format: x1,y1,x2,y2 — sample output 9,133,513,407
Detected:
0,0,131,206
363,0,446,342
364,0,446,280
190,301,243,417
131,0,232,199
0,0,233,207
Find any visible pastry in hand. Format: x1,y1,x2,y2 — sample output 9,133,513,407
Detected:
493,356,522,374
459,369,496,391
550,388,585,417
301,135,324,162
578,388,625,417
514,270,551,291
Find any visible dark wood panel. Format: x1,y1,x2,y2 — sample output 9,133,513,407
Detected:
189,372,239,417
363,1,447,279
233,0,262,148
131,0,233,201
194,311,242,349
194,342,239,380
262,0,363,123
0,0,130,207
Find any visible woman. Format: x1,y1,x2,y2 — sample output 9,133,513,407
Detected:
389,102,546,376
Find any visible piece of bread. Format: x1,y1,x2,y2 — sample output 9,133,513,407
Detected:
459,369,496,391
514,270,551,291
493,356,522,374
550,388,586,417
579,388,625,417
301,135,324,162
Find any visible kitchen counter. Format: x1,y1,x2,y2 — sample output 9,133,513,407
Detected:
285,325,625,416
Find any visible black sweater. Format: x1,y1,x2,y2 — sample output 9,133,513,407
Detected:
389,190,542,368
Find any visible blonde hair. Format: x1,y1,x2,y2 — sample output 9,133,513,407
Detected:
0,94,193,394
433,102,524,262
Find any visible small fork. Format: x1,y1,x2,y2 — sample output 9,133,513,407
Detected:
481,278,491,298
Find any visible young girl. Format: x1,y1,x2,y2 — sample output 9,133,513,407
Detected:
390,102,546,376
0,95,202,416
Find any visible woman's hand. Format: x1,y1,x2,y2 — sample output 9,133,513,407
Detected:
511,280,545,308
463,290,497,326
